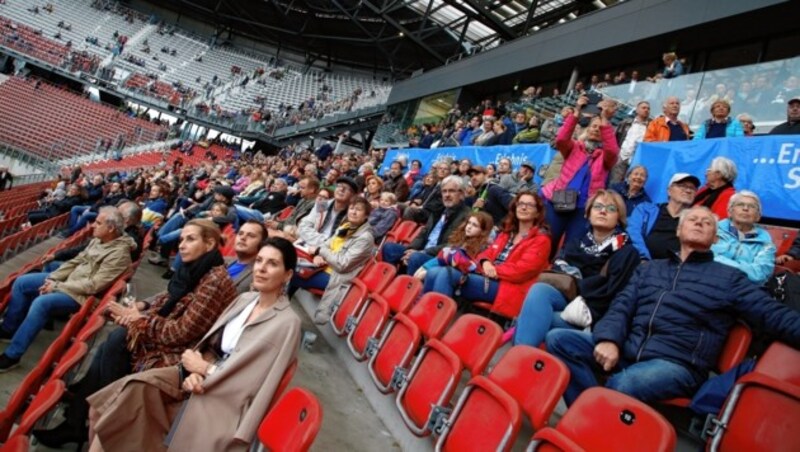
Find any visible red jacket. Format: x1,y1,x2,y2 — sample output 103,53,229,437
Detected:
694,184,735,220
477,227,551,318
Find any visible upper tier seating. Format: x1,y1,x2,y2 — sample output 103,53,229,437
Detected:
0,76,167,160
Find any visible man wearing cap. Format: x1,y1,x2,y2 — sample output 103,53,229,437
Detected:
383,161,410,202
297,176,358,247
499,161,538,194
769,97,800,135
235,178,289,223
468,166,513,225
148,184,237,266
627,172,700,260
547,206,800,405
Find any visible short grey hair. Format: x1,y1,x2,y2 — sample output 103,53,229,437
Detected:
677,206,718,236
441,175,466,192
118,200,142,227
708,157,738,183
728,190,762,216
98,206,125,234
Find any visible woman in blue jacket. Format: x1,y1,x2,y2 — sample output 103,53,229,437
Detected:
693,100,744,140
711,190,775,285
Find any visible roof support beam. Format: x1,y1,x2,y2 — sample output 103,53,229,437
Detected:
521,0,540,37
441,0,516,41
361,0,447,64
330,0,396,71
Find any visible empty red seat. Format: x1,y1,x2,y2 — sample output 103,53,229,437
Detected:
347,275,421,360
330,262,396,335
395,314,503,436
384,220,419,245
368,293,457,393
4,380,65,444
528,387,676,452
256,388,323,452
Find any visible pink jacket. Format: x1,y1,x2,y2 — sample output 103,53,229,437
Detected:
542,114,619,201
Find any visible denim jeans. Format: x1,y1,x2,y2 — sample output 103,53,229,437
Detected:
381,243,407,264
543,199,589,259
406,251,434,276
545,329,704,405
68,205,91,229
68,211,97,236
43,261,64,273
0,272,79,359
157,228,182,246
158,213,188,239
513,283,576,347
290,271,330,292
424,266,499,303
235,205,265,223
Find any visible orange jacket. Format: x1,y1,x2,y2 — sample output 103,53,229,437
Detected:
644,116,690,142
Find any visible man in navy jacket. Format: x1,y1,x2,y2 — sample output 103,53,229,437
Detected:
547,206,800,405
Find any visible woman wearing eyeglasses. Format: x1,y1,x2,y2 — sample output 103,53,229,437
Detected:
422,191,551,319
514,189,640,347
711,190,775,285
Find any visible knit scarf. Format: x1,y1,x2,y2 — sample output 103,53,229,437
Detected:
159,248,224,317
694,182,733,210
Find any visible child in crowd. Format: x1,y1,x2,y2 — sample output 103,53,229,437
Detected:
413,211,493,282
368,192,400,241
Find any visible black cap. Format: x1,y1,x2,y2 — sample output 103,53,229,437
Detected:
214,185,235,200
520,161,535,171
336,176,359,193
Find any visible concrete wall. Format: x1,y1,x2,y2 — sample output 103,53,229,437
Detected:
387,0,787,105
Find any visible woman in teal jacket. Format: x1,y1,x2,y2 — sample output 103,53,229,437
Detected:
711,190,775,285
693,99,744,140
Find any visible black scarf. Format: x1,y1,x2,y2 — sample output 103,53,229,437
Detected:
159,248,224,317
694,181,733,209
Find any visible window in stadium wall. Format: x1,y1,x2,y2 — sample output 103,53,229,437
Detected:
412,89,459,125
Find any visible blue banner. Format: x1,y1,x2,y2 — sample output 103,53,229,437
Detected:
632,136,800,221
380,144,557,186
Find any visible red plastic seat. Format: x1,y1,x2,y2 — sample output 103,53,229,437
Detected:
662,321,751,407
396,314,503,436
49,341,89,383
256,388,323,452
0,366,48,441
528,387,676,452
6,380,65,442
330,262,396,335
347,275,421,360
706,341,800,452
368,293,457,393
276,206,294,221
0,434,30,452
384,220,420,245
434,376,521,452
267,359,299,412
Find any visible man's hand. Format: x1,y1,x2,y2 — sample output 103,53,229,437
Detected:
473,198,485,210
39,280,56,294
400,249,415,265
41,253,55,264
593,341,620,371
776,254,795,265
312,255,326,267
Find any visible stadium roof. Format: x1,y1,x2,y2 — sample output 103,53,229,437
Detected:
157,0,617,76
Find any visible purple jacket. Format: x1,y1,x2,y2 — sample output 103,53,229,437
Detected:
542,114,619,201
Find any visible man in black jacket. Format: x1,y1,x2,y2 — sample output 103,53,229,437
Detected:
547,206,800,405
0,167,13,191
769,97,800,135
382,175,471,275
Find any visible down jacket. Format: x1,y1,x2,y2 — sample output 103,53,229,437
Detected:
593,251,800,375
711,219,776,285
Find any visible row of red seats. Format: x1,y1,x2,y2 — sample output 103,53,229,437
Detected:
0,15,68,66
0,213,68,263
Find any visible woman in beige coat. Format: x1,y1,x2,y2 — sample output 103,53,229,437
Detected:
85,238,302,452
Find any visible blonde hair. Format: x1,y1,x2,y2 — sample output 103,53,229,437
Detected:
585,189,628,229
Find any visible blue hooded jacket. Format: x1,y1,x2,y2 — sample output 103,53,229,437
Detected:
711,219,775,285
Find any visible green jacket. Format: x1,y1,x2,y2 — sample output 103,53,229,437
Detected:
48,235,135,306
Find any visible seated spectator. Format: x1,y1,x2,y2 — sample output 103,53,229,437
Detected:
498,161,538,195
413,211,493,281
73,239,296,451
546,206,800,405
66,181,127,236
141,183,170,229
0,207,135,371
711,191,775,285
235,179,288,223
33,220,238,446
487,121,513,145
609,101,651,184
458,116,482,145
541,96,619,257
231,167,252,193
661,52,684,79
512,116,541,143
472,119,496,145
644,97,690,142
369,192,400,240
404,163,449,223
383,161,409,203
383,176,470,276
737,113,755,137
363,175,383,207
510,111,529,136
297,177,358,247
424,191,550,318
693,157,737,219
403,159,422,188
693,100,745,140
769,97,800,135
628,173,699,260
295,197,374,324
468,165,512,225
609,165,651,215
26,183,83,226
776,235,800,270
266,176,319,241
514,190,639,347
